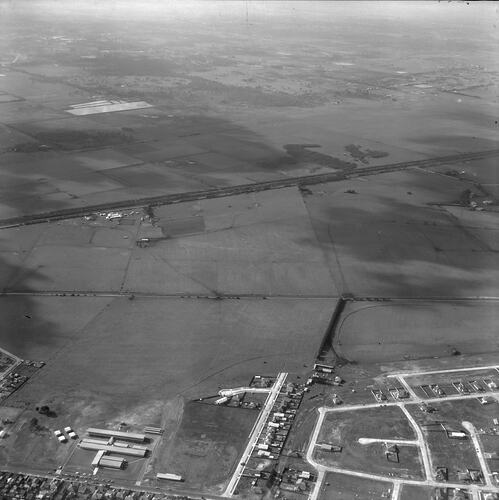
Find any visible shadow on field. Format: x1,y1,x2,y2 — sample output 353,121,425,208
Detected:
0,248,60,359
304,186,498,298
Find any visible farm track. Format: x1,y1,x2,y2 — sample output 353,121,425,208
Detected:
1,148,498,229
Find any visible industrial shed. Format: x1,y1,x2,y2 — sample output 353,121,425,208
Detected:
87,428,147,443
79,440,147,457
99,457,127,470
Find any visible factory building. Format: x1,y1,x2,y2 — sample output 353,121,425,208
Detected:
99,457,127,470
87,428,147,443
91,450,106,467
157,473,183,482
79,440,147,457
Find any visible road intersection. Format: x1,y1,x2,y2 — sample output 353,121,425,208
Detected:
304,365,499,500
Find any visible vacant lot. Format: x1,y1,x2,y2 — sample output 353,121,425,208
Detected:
315,406,422,479
406,400,493,484
335,300,499,363
148,402,257,493
400,484,441,500
404,367,499,391
319,472,392,500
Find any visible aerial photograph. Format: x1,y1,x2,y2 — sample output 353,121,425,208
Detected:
0,0,498,499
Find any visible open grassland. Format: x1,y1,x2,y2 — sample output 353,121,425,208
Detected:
0,295,333,475
425,431,481,484
1,187,338,297
335,300,499,363
400,484,438,500
146,402,257,493
315,406,423,479
406,400,496,484
407,399,499,441
302,169,499,299
319,472,392,500
0,2,498,219
403,368,499,391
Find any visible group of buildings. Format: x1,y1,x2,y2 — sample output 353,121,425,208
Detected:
75,427,182,482
254,383,303,461
78,428,151,470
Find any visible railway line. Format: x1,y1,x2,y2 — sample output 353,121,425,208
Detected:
1,148,498,229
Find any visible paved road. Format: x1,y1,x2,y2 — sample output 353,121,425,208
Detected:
462,421,493,487
304,390,499,499
399,404,433,480
309,470,325,500
2,148,498,229
223,372,287,497
391,481,401,500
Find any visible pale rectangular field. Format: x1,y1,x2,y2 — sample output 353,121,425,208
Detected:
66,100,153,115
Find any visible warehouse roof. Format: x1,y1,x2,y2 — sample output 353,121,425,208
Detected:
87,428,147,443
79,440,147,457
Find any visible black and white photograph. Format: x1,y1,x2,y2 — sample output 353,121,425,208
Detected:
0,1,498,498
